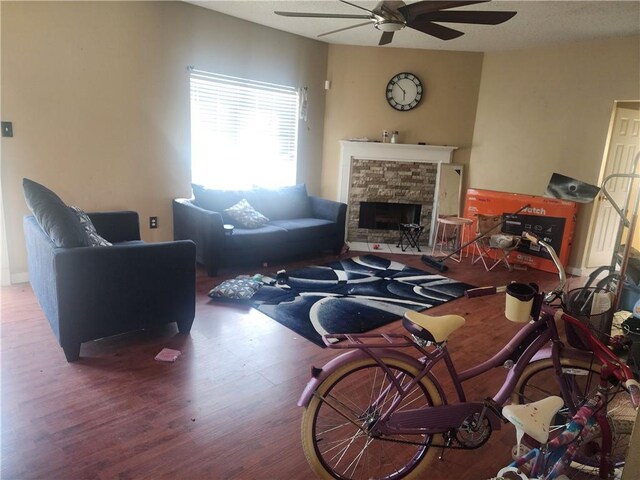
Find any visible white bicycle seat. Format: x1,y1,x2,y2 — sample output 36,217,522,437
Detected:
403,311,465,343
502,396,565,450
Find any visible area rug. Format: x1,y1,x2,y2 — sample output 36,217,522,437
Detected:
250,255,475,347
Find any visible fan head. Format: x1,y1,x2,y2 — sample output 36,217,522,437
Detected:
374,19,405,32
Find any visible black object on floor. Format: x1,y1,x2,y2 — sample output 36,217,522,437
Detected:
397,223,424,252
250,254,475,347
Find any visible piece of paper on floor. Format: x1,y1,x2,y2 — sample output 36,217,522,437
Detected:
155,348,182,363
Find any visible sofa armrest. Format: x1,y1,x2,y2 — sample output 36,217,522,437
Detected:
309,196,347,252
309,196,346,223
173,198,225,275
54,240,196,343
88,211,141,242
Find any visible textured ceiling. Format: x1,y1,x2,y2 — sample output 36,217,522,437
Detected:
186,1,640,52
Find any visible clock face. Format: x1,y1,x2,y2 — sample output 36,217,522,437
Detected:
386,72,423,111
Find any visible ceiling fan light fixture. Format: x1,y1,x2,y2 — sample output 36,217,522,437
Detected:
375,20,405,32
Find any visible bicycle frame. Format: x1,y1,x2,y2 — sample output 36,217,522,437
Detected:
299,232,640,480
298,299,598,438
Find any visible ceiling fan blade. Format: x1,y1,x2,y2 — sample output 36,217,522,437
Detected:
318,21,373,38
418,10,516,25
407,19,465,40
379,31,395,46
339,0,375,14
399,1,488,21
275,11,372,20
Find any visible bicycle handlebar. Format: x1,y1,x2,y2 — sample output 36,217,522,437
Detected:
522,231,566,303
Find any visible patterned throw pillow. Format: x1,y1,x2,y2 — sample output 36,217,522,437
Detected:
224,198,269,229
208,278,262,300
69,206,112,247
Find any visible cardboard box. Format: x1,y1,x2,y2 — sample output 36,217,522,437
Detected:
463,189,578,273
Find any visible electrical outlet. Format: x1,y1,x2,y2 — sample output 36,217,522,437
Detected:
149,216,158,229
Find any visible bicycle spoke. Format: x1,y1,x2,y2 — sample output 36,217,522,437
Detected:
303,358,440,479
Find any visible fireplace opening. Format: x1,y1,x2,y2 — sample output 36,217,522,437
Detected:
358,202,422,230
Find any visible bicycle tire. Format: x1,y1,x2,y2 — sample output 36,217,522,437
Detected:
301,356,443,480
562,417,633,480
512,357,634,478
512,357,601,418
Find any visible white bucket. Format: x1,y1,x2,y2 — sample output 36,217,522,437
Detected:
505,283,538,323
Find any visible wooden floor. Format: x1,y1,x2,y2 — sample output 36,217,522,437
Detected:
0,250,607,479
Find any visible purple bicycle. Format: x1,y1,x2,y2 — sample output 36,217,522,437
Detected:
297,234,637,479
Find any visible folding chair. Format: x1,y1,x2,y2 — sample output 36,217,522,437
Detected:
471,214,521,271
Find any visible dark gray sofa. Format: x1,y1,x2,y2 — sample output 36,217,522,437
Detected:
24,211,196,361
173,184,347,276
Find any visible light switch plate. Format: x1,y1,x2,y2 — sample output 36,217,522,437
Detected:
1,122,13,137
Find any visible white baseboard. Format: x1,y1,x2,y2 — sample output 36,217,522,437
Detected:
566,266,598,278
10,272,29,284
566,266,583,277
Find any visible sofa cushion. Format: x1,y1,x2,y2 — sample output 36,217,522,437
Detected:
225,224,288,250
252,184,311,220
69,206,112,247
192,184,249,212
224,199,269,228
268,218,336,242
22,178,88,248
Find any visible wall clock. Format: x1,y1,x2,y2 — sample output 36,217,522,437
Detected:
385,72,423,111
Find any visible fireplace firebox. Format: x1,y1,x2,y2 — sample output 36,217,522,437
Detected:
358,202,422,230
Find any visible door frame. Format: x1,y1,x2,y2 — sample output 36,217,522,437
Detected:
582,100,640,272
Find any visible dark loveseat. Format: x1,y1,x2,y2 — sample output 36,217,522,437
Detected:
173,184,347,276
24,211,196,361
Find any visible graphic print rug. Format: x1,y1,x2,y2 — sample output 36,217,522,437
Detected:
250,255,475,347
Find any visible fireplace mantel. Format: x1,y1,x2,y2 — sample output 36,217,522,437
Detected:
338,141,457,202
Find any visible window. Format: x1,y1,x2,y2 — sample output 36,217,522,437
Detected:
189,69,299,190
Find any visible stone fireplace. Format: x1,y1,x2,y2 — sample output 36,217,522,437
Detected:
338,141,457,245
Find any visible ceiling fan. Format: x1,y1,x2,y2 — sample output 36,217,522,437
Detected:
275,0,517,46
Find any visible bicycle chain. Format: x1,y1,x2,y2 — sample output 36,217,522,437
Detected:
367,430,470,450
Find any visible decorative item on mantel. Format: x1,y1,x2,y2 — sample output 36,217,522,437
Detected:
390,131,399,144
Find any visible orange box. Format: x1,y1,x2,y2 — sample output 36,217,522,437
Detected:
463,189,578,273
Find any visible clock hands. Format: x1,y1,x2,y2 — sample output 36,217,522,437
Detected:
396,82,407,100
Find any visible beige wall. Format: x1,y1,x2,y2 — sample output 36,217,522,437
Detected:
469,35,640,270
3,1,638,281
321,45,484,201
1,1,328,280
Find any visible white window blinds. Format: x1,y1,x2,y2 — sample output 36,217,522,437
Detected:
189,69,299,189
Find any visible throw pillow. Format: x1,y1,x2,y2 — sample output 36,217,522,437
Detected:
22,178,88,248
208,278,262,300
224,198,269,229
69,206,112,247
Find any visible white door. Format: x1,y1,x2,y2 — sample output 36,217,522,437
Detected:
587,104,640,268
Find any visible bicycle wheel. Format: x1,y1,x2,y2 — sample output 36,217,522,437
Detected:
512,357,602,424
301,356,443,480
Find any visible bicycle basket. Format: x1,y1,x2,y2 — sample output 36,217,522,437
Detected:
563,287,614,351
